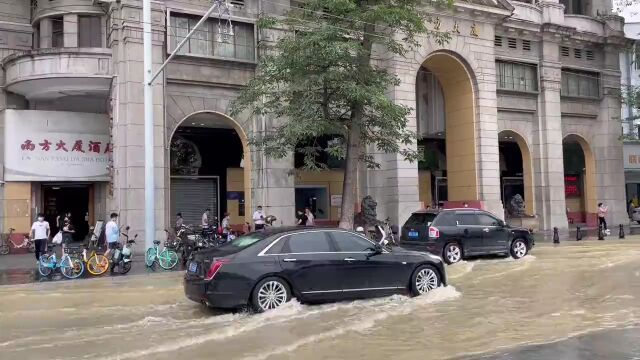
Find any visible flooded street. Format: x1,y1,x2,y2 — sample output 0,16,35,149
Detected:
2,240,640,360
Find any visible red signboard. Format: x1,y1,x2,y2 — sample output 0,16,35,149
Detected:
564,175,580,197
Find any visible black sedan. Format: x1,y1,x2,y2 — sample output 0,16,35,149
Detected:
184,227,447,312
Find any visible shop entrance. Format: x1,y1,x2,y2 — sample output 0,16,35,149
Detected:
42,184,91,241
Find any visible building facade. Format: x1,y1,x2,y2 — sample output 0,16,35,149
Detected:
0,0,630,243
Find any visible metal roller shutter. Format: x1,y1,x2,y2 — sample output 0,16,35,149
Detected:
170,177,219,227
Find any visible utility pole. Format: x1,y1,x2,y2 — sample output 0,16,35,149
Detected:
142,0,154,251
141,0,232,250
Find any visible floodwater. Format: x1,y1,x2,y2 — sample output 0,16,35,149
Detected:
1,240,640,360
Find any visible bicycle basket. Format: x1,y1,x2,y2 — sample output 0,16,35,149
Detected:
122,246,131,256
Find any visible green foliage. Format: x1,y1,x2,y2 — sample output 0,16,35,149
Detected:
231,0,451,170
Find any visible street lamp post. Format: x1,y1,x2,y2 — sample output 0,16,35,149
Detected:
141,0,232,250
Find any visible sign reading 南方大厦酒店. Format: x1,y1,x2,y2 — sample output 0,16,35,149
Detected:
3,110,110,182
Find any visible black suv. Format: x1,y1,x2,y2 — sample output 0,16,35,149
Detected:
399,209,534,264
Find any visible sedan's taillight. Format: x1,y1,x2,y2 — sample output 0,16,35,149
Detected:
428,226,440,239
205,259,229,281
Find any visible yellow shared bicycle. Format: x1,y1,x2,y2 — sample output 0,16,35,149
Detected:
82,226,109,276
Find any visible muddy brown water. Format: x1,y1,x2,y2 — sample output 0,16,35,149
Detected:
1,241,639,360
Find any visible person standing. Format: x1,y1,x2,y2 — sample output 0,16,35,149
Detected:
253,206,266,230
629,200,635,219
104,213,120,259
175,212,184,231
296,210,307,226
304,208,315,226
61,219,75,255
221,212,231,240
597,203,608,231
31,213,50,264
202,209,210,228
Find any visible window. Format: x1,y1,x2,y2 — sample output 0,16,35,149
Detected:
561,46,570,57
522,40,531,51
561,70,599,98
456,213,478,226
331,232,374,252
507,38,517,49
586,50,595,61
494,35,502,47
52,17,63,48
433,212,456,226
405,213,437,226
574,48,582,59
476,213,501,227
170,13,255,61
496,61,538,92
281,232,332,253
78,16,102,47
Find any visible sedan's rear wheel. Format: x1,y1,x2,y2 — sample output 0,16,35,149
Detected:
251,277,291,313
411,265,441,296
510,239,528,259
443,243,462,264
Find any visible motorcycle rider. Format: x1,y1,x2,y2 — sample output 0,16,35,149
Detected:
221,212,231,241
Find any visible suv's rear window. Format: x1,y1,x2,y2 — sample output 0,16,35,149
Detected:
405,213,437,226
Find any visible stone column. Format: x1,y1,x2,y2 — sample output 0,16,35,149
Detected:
63,14,78,48
251,150,296,227
109,3,166,241
39,18,52,49
595,45,627,226
533,33,568,231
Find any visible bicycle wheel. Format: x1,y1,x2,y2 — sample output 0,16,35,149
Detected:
87,254,109,275
38,255,53,276
61,256,84,279
145,248,157,267
0,242,9,255
158,249,178,270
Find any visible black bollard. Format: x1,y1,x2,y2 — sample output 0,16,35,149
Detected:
619,224,625,239
598,224,604,240
576,226,582,241
553,227,560,244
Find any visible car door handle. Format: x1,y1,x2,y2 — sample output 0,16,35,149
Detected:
344,258,356,262
483,228,490,232
283,258,297,262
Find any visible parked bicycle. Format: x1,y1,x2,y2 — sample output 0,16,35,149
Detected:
145,239,178,270
0,228,35,255
38,244,85,279
110,227,137,275
82,228,109,276
165,226,194,265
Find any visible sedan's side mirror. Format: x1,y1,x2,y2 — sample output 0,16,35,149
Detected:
367,243,383,258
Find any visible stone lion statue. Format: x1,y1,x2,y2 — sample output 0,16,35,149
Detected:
354,196,380,229
508,194,526,217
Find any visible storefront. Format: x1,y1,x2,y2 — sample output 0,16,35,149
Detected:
2,110,110,237
624,143,640,208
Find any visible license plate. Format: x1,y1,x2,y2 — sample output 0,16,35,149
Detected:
188,262,198,273
408,231,419,238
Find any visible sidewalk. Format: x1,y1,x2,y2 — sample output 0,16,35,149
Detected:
0,252,184,286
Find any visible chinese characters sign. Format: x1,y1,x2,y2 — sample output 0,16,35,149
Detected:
564,175,581,198
4,110,110,181
624,144,640,170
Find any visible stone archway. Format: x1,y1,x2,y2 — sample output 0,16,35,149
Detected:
563,134,597,226
498,130,534,216
418,50,478,205
168,111,252,225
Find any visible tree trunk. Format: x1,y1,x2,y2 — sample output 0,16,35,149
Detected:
338,118,362,229
338,0,375,230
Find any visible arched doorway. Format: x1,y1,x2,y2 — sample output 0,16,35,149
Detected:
498,130,534,217
168,111,252,230
416,51,478,207
563,134,597,226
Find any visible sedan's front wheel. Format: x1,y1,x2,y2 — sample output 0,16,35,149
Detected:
510,239,528,259
410,265,441,296
251,277,291,313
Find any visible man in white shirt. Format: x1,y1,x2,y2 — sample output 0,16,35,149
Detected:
221,212,231,240
253,206,266,230
202,208,210,228
104,213,120,259
31,213,50,263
